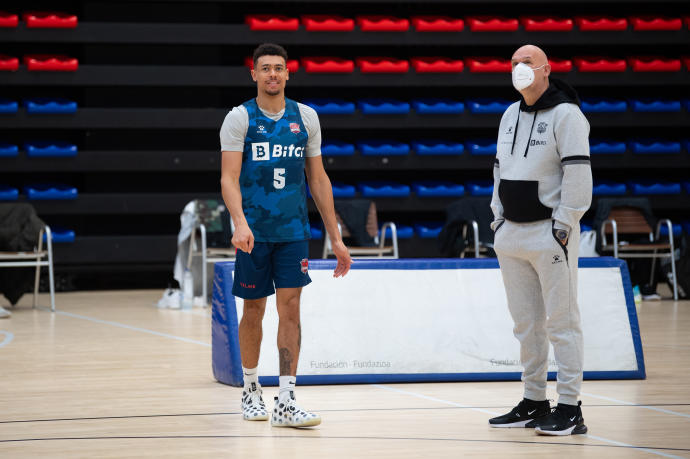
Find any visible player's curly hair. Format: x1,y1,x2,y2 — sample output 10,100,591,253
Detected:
253,43,288,66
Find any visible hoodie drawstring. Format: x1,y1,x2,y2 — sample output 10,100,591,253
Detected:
510,112,520,155
524,111,538,157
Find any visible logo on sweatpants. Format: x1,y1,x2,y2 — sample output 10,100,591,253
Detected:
300,258,309,274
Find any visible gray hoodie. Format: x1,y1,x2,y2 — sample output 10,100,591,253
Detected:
490,79,593,234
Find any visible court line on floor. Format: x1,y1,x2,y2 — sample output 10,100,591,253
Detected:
0,330,14,348
0,434,688,454
548,385,690,420
55,311,210,347
373,384,682,458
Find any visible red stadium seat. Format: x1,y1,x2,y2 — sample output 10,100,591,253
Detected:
575,16,627,31
245,15,299,31
630,16,682,31
548,58,573,73
628,56,681,72
410,57,464,73
521,16,573,32
0,54,19,71
301,15,354,32
301,57,354,73
466,17,518,32
0,11,18,28
24,54,79,71
356,16,409,32
356,57,409,73
683,56,690,71
411,16,464,32
466,57,511,73
23,11,78,28
244,56,299,72
574,56,627,72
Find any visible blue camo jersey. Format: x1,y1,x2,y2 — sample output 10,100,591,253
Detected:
241,98,310,242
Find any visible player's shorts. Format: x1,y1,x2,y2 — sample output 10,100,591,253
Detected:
232,240,312,299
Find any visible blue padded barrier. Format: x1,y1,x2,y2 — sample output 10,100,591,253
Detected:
467,99,512,114
414,222,443,238
0,186,19,201
412,140,464,155
357,99,410,115
25,97,78,114
0,98,18,114
466,181,494,196
593,181,627,196
25,141,78,157
303,99,355,115
590,140,626,154
358,182,411,198
581,98,627,113
629,181,681,195
629,140,681,154
412,181,465,197
659,224,682,237
382,225,414,239
630,99,681,113
331,182,356,198
411,98,464,114
322,140,355,156
0,142,19,157
24,184,78,200
44,227,75,243
357,140,410,156
465,139,497,155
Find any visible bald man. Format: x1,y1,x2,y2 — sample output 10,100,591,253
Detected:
488,45,592,435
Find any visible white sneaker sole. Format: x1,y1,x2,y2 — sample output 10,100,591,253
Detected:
271,417,321,428
243,413,269,421
489,420,531,428
535,424,587,436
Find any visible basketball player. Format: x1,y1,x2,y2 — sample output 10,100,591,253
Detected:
488,45,592,435
219,43,352,427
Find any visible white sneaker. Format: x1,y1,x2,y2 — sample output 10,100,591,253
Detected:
271,392,321,428
241,383,268,421
157,288,181,309
0,306,10,318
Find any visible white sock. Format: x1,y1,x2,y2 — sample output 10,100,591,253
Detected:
243,366,259,390
278,375,296,402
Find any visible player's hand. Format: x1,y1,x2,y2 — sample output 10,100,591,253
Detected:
331,240,352,278
232,224,255,254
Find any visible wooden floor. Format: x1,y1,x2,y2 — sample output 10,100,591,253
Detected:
1,290,689,458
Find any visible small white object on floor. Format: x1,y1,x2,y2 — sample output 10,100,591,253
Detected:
193,296,206,308
157,288,181,309
0,305,11,318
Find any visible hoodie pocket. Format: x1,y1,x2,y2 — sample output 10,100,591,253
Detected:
498,179,553,223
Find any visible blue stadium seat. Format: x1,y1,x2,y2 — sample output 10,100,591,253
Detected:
0,185,19,201
24,184,78,200
303,99,355,114
357,140,410,156
25,141,78,157
24,97,78,114
467,99,512,114
659,223,682,237
310,226,323,239
629,140,681,154
358,181,411,197
412,181,465,197
381,224,414,239
331,182,356,198
590,139,626,154
414,222,443,238
0,142,19,157
630,99,681,112
411,98,465,114
357,99,410,115
629,181,681,195
581,98,627,113
593,181,627,196
466,181,494,196
0,98,18,113
412,140,464,155
465,139,497,155
322,140,355,156
44,227,76,243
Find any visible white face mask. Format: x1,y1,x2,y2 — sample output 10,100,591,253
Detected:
512,62,546,91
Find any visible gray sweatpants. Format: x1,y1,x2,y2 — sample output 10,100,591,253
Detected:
494,219,583,406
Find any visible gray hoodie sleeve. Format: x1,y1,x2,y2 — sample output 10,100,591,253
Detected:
552,105,593,233
490,158,504,230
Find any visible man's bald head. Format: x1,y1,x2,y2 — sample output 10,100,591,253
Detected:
511,45,548,68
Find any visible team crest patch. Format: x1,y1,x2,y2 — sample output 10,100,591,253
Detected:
300,258,309,274
290,123,301,134
537,122,548,134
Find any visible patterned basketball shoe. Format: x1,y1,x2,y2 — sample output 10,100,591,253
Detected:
241,382,268,421
270,392,321,428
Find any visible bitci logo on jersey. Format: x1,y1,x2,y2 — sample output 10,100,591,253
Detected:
300,258,308,274
290,123,300,134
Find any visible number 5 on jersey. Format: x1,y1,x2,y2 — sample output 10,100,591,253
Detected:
274,168,286,189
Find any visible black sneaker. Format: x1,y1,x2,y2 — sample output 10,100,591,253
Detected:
534,401,588,436
489,398,551,428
